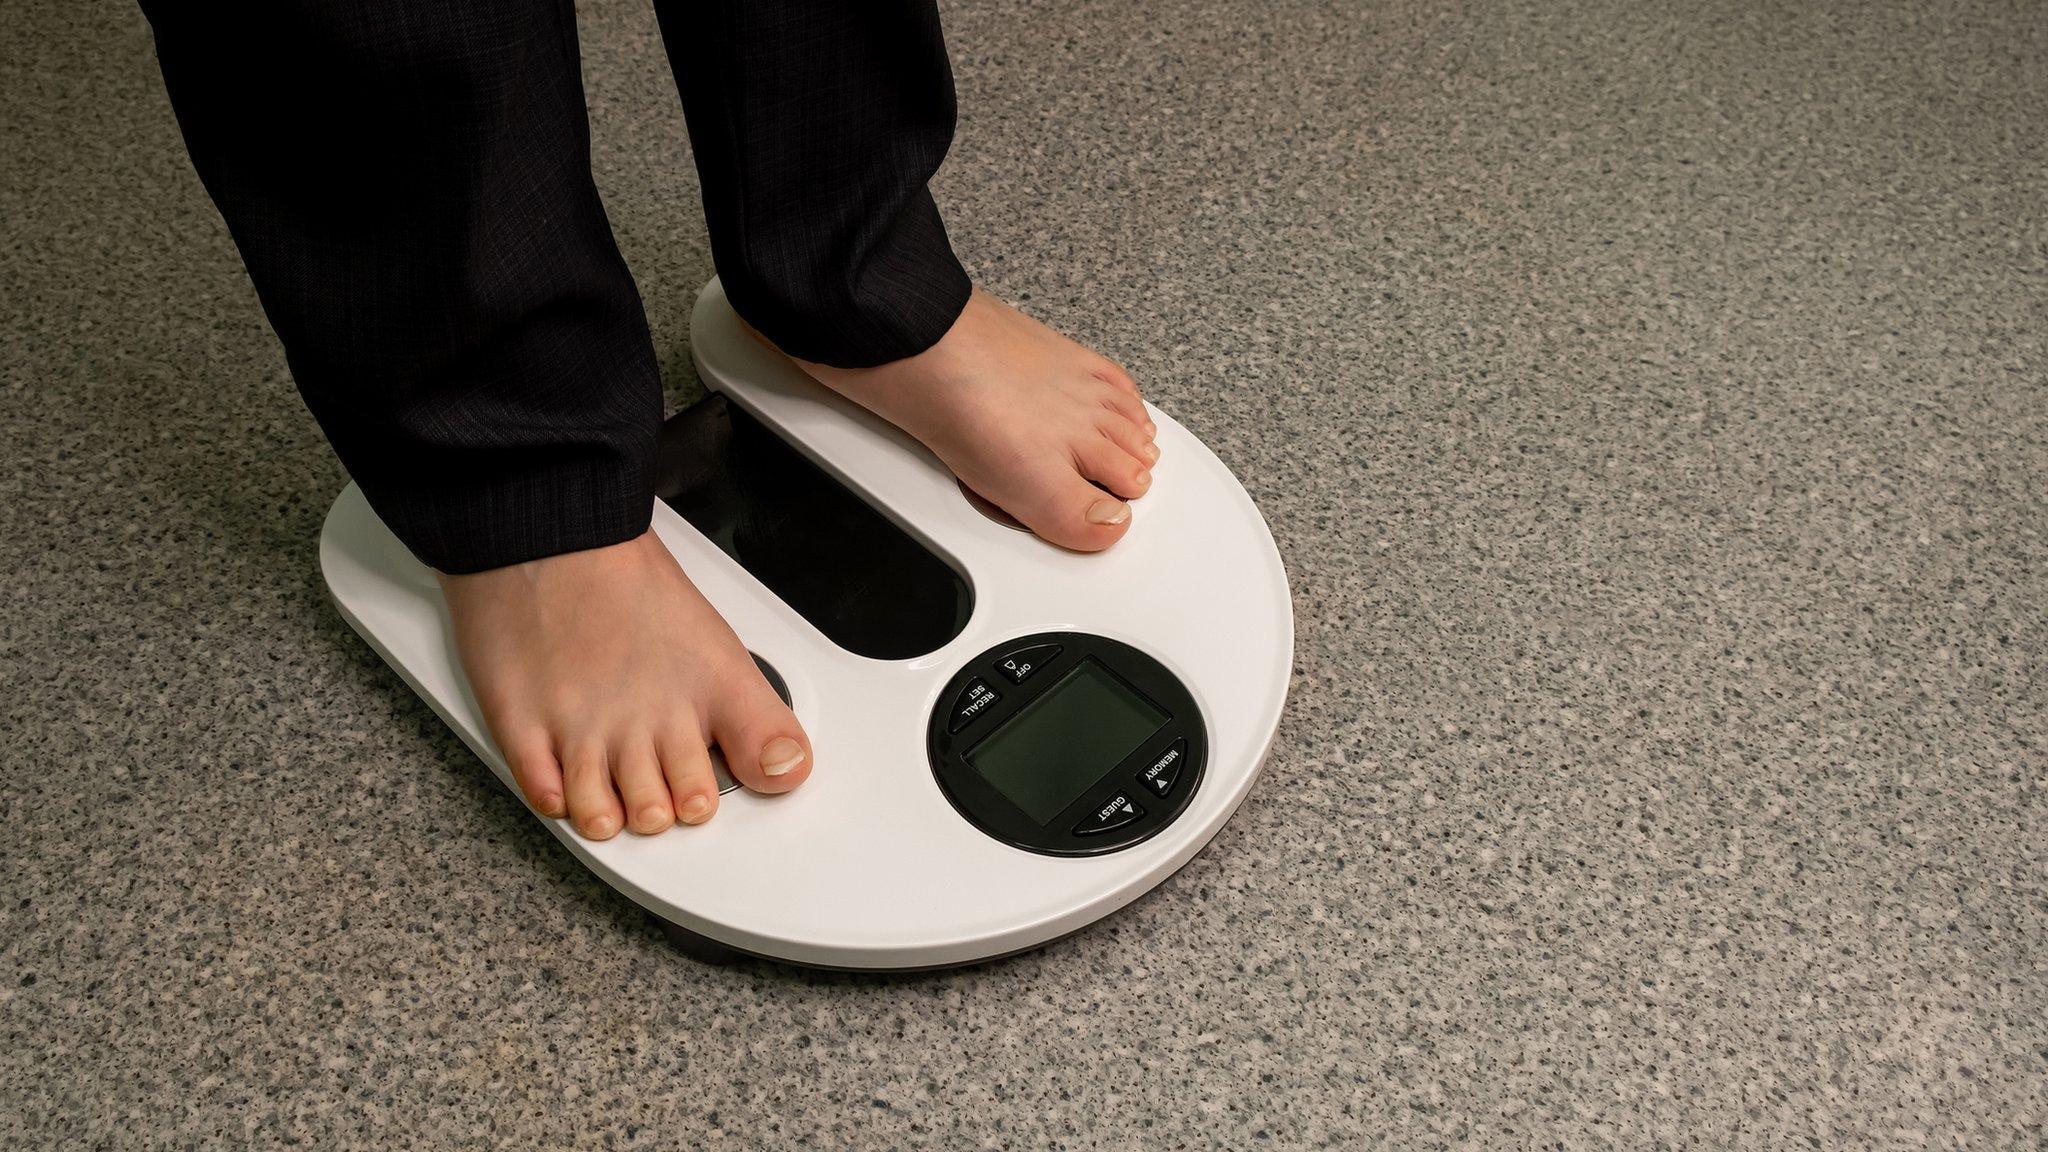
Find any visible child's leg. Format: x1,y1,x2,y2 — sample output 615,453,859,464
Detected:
144,0,657,573
142,0,810,838
654,0,1161,551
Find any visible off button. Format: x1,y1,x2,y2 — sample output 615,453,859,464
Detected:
1138,739,1187,798
996,643,1062,684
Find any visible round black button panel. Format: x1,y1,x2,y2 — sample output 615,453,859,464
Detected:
927,632,1207,857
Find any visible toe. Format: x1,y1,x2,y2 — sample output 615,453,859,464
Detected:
1019,464,1134,552
500,728,567,818
710,667,813,794
1088,355,1139,395
1097,384,1151,431
657,729,721,825
1077,436,1153,501
563,743,624,840
613,740,674,835
1099,415,1161,469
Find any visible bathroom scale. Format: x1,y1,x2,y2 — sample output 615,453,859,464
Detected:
319,277,1293,970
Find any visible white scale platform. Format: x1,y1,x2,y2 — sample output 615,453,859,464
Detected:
320,278,1292,969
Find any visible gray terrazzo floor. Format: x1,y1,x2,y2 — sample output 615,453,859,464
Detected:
3,0,2045,1147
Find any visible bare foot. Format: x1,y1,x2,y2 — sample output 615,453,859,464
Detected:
786,289,1159,551
437,531,812,840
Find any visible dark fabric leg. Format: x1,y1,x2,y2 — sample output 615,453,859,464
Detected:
653,0,973,369
142,0,662,573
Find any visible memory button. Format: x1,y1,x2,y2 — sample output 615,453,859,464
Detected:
1138,739,1187,798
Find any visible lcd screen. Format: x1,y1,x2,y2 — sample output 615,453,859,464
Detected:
966,660,1168,824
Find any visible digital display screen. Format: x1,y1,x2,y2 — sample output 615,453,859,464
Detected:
966,660,1168,824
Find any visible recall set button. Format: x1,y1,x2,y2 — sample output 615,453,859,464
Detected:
948,678,1002,733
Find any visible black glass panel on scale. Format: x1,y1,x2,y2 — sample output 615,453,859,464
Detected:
655,393,973,659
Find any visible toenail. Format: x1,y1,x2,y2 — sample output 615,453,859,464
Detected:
761,737,806,776
1136,470,1152,487
639,805,671,829
680,795,714,823
1143,442,1160,462
1087,499,1131,526
584,815,618,838
535,795,565,817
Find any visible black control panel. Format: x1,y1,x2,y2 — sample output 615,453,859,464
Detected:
927,632,1207,856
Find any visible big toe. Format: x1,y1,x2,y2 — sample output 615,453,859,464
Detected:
711,672,813,794
1014,467,1133,552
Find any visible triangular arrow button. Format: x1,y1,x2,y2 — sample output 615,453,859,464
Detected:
1074,792,1146,837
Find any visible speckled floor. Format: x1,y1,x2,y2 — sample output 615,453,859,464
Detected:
3,0,2044,1147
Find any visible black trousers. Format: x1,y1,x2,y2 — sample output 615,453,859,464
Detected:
141,1,972,573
